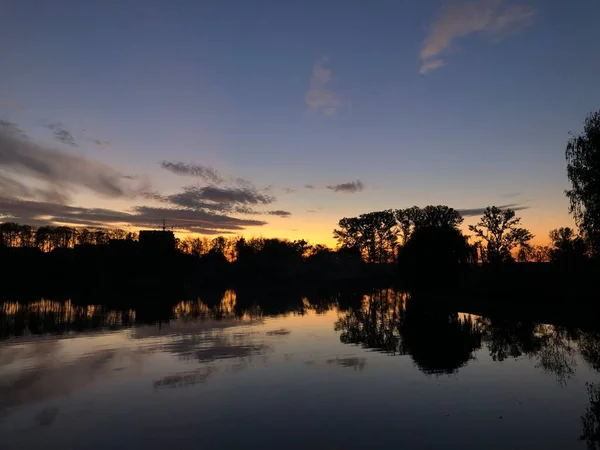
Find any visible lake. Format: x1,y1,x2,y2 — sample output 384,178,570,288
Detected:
1,288,600,449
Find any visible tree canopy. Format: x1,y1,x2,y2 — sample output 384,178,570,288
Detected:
566,110,600,255
468,206,533,264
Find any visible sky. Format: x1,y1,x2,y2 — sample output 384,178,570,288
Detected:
1,0,599,246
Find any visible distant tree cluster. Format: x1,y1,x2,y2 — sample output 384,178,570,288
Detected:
333,205,535,266
0,222,137,251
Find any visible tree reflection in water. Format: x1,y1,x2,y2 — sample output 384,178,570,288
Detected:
335,289,482,375
334,288,594,383
582,383,600,449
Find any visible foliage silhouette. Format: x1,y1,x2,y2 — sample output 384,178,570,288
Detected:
395,205,463,245
333,210,397,263
566,110,600,257
335,290,482,375
469,206,533,264
399,225,470,287
548,227,588,267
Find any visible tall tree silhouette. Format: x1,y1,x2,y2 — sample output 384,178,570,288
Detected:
566,111,600,257
469,206,533,264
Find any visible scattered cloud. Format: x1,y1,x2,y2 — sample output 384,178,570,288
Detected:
327,180,364,194
160,161,224,184
458,203,529,217
86,138,110,147
304,184,315,189
502,192,521,198
281,187,295,194
305,57,342,115
419,0,536,74
46,123,77,146
0,122,145,203
268,210,292,217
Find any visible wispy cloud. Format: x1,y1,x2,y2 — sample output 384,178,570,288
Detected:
160,161,224,184
419,59,446,74
419,0,536,74
268,210,292,217
304,184,315,189
327,180,364,194
0,172,68,204
305,57,342,115
167,185,275,211
458,203,529,217
0,197,266,234
0,121,145,202
46,123,77,147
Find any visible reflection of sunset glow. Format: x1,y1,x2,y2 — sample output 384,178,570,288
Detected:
173,299,211,319
173,291,263,321
458,312,482,324
1,299,136,329
361,289,408,314
2,302,20,316
220,290,236,316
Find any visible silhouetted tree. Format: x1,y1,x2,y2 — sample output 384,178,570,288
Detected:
566,111,600,257
518,244,551,262
333,210,397,263
0,222,34,247
469,206,533,264
548,227,588,266
395,205,463,244
399,226,470,286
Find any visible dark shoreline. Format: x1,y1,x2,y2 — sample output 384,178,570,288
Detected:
2,263,600,333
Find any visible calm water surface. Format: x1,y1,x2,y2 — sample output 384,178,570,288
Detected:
1,289,600,449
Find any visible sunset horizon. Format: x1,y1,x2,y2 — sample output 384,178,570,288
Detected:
1,0,597,247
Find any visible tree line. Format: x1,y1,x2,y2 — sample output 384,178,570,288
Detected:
333,205,588,267
1,109,599,274
0,223,138,251
0,206,589,271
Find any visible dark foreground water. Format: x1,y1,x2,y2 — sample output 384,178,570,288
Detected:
2,289,600,449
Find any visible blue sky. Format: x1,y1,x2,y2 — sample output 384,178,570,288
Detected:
1,0,599,244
